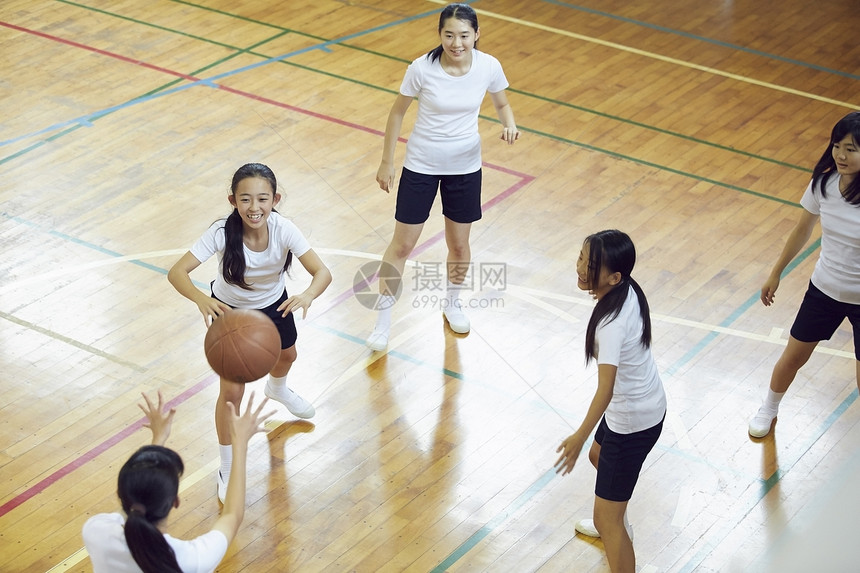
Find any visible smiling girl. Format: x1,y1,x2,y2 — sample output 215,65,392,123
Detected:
168,163,331,502
749,111,860,438
367,2,519,350
554,230,666,573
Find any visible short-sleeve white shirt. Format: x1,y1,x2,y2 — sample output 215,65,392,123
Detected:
399,49,509,175
82,512,228,573
189,211,311,308
801,175,860,304
596,286,667,434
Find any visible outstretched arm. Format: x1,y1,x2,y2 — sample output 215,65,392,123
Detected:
490,90,519,145
761,209,819,306
211,393,275,544
554,364,616,476
139,390,176,446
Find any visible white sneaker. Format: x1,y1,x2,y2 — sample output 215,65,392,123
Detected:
574,518,634,540
749,406,777,438
265,381,315,419
366,326,389,351
443,308,470,334
575,518,600,537
216,471,227,504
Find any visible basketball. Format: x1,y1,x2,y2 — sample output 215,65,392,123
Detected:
204,309,281,383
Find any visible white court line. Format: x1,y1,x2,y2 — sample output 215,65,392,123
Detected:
0,249,187,295
425,0,857,109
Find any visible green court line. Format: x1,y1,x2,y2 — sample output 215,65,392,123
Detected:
52,0,812,177
429,469,558,573
165,0,811,174
13,1,808,207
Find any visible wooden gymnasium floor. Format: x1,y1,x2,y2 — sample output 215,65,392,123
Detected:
2,1,860,571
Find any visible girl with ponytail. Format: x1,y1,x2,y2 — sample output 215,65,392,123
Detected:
554,230,666,573
168,163,331,502
83,390,273,572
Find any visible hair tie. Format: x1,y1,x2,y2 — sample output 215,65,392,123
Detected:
129,502,147,516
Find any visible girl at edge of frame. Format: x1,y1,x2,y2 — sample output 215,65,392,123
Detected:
366,2,520,351
83,390,274,573
554,230,666,573
749,111,860,438
167,162,332,503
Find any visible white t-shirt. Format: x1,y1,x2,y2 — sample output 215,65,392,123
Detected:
801,175,860,304
399,49,509,175
190,211,311,308
82,512,228,573
595,286,667,434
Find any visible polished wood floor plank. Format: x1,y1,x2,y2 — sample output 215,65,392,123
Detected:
3,0,860,571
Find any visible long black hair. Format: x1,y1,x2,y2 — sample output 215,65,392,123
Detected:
118,445,184,573
811,111,860,205
426,3,479,63
583,230,652,363
222,162,293,289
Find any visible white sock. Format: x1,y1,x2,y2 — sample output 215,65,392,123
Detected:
446,280,464,314
219,443,232,480
374,295,396,330
268,374,287,389
763,389,785,412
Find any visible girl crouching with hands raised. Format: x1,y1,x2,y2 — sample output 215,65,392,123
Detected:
554,230,666,573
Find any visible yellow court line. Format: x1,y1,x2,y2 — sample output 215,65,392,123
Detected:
47,458,221,571
425,0,858,109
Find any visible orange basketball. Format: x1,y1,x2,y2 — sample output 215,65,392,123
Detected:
204,309,281,383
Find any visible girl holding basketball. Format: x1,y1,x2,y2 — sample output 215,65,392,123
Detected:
749,111,860,438
554,230,666,573
366,2,519,350
83,390,273,572
168,162,331,502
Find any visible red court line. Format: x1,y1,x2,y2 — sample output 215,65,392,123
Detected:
1,20,538,520
0,21,200,82
0,375,217,519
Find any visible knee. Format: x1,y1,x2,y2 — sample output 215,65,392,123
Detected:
777,350,810,372
278,346,297,366
219,382,244,404
447,243,470,261
387,238,416,261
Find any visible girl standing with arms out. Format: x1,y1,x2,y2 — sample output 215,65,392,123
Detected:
83,390,273,572
168,163,331,502
554,230,666,573
367,3,519,351
749,112,860,438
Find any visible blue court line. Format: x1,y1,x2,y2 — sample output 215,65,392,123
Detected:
542,0,860,81
4,207,849,571
664,238,821,377
429,468,558,573
679,388,858,573
0,7,442,148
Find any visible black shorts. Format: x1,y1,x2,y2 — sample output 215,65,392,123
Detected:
211,288,297,350
790,281,860,359
394,167,482,225
594,414,664,502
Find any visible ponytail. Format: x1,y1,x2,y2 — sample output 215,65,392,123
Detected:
581,230,651,363
118,446,184,573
